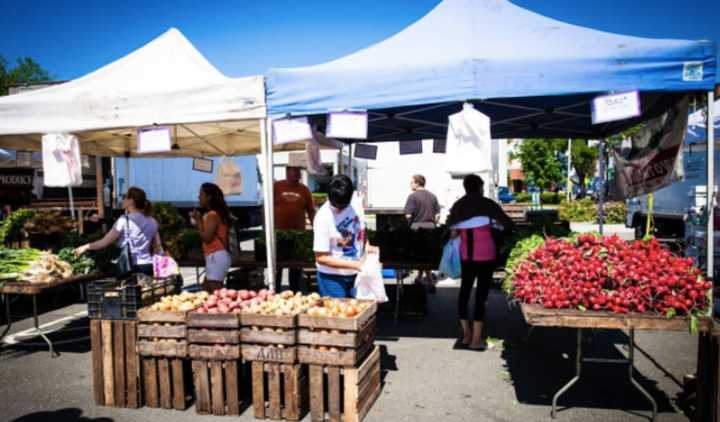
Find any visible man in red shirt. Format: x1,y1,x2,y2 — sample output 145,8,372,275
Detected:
273,166,315,292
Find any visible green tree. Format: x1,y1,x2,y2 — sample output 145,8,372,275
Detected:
0,55,51,95
515,138,564,192
570,139,599,198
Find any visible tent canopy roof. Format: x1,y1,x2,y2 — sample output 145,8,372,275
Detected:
266,0,716,140
0,28,276,157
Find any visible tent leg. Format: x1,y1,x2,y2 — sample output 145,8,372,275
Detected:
68,187,76,220
598,139,606,235
260,118,277,293
706,90,715,303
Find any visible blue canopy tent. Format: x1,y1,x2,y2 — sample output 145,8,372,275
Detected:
261,1,718,418
266,0,715,140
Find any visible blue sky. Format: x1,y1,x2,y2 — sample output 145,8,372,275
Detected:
1,0,718,81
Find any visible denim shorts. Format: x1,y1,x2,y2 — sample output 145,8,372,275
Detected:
317,272,357,298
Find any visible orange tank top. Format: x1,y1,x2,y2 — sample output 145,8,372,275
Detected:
202,211,229,256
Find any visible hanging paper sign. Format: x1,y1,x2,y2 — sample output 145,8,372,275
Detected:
16,151,32,167
591,91,641,124
353,143,377,160
215,158,243,196
42,133,83,187
137,126,172,154
326,111,368,139
192,157,213,173
399,140,423,155
272,116,313,145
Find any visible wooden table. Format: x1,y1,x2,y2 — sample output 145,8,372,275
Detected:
521,304,713,422
1,272,104,357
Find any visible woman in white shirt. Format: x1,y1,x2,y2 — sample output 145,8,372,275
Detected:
75,187,162,276
313,175,377,298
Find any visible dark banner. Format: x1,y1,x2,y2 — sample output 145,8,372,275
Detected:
0,168,35,188
609,96,689,200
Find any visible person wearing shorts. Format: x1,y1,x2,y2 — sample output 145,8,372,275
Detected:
192,183,232,292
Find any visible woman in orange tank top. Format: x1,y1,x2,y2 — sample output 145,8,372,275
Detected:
192,183,232,292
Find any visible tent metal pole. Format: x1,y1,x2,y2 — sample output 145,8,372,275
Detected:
260,118,277,293
706,90,714,301
598,139,606,235
67,187,76,219
349,144,354,180
566,138,572,202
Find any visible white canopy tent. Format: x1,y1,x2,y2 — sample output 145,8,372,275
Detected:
0,28,283,289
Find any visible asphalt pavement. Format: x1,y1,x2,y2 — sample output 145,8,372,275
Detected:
0,273,699,422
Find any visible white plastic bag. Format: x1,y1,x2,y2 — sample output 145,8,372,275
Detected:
355,253,388,303
439,237,461,279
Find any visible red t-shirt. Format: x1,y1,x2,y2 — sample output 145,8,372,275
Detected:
274,180,314,230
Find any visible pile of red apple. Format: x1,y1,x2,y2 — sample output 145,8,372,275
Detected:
511,234,712,315
194,288,273,314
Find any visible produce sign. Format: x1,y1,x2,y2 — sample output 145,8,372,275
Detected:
0,247,73,283
510,234,711,318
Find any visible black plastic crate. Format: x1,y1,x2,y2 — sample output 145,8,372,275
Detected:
87,274,182,320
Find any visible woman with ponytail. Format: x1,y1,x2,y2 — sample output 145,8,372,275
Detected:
75,187,162,276
191,183,232,291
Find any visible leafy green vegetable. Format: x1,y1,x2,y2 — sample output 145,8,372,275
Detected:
0,209,36,244
58,247,95,275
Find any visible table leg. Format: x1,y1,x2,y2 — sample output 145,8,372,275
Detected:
393,273,403,327
0,293,12,343
627,329,657,422
552,328,582,418
32,295,57,358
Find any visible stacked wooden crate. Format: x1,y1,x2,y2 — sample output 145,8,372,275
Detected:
188,312,243,416
137,309,191,410
89,319,141,408
297,299,381,422
241,312,308,420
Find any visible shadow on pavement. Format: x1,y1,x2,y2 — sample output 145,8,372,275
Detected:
1,316,91,358
11,408,113,422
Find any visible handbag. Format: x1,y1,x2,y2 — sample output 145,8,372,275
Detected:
114,215,133,278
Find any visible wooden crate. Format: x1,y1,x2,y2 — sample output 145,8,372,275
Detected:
137,309,191,410
251,362,308,421
89,319,141,408
308,346,381,422
297,300,377,366
188,312,244,415
192,359,243,416
242,312,298,364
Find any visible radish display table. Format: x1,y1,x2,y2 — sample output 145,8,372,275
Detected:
521,304,713,422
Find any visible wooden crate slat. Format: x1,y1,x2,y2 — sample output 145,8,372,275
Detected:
252,361,266,419
193,360,211,414
243,344,297,363
298,318,376,349
210,361,226,416
355,379,381,422
328,367,341,422
138,324,187,339
188,328,240,344
90,320,104,406
298,335,373,367
268,363,282,420
101,320,115,406
171,358,186,411
137,309,187,323
188,312,240,329
189,344,241,361
138,339,188,358
241,327,296,345
284,365,301,421
158,358,172,409
124,321,139,409
356,346,381,384
241,312,297,328
309,365,325,422
356,364,381,409
112,320,126,407
298,301,377,331
142,357,159,408
224,361,241,416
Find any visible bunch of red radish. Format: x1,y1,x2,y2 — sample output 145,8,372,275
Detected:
511,234,711,315
194,288,273,314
